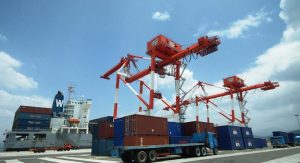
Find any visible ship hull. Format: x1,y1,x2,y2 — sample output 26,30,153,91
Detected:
4,131,92,151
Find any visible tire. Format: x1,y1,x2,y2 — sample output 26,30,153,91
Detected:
148,150,157,162
193,147,201,157
200,147,207,156
213,148,218,155
135,151,147,163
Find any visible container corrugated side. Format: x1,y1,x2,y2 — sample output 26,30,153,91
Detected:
113,137,124,147
124,114,168,136
243,138,255,149
168,122,182,136
98,120,114,139
18,106,52,115
91,139,113,156
182,121,215,136
240,127,253,138
114,117,124,137
216,125,242,138
217,137,244,150
17,112,51,121
124,135,169,146
254,138,267,148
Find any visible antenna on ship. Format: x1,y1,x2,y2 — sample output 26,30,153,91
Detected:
67,84,75,101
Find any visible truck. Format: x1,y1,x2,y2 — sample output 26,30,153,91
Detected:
112,132,218,163
270,136,288,148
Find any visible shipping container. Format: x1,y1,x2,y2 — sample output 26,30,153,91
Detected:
168,122,182,136
216,125,242,138
17,119,50,126
243,138,255,149
218,137,244,150
91,139,114,156
254,138,267,148
114,137,124,147
272,131,289,144
114,117,125,137
90,116,114,124
124,115,168,136
16,112,51,121
240,127,253,138
91,124,99,139
124,135,169,146
182,121,215,136
17,106,52,115
98,120,114,139
169,136,192,144
288,133,300,144
15,125,49,130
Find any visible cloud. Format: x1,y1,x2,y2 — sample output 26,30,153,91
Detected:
0,33,7,41
0,51,38,90
208,10,272,39
152,11,170,21
0,90,52,136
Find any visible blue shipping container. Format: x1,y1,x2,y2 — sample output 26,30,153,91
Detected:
114,118,124,137
288,133,300,144
243,138,255,149
240,127,253,138
254,138,267,148
218,137,244,150
216,125,242,138
91,124,99,139
169,136,192,144
273,131,289,144
113,137,124,146
17,112,51,121
168,122,182,136
17,119,50,126
91,139,114,156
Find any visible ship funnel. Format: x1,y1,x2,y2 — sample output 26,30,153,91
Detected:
51,91,64,118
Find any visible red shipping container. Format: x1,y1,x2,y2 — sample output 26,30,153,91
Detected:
18,106,52,115
98,120,114,139
182,121,216,136
124,114,168,136
124,135,169,146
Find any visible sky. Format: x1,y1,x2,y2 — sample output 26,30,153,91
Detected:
0,0,300,141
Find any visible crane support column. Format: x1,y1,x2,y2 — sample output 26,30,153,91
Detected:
149,54,156,115
206,99,210,123
196,96,199,122
230,92,235,123
139,81,143,112
113,74,120,119
238,92,245,125
175,63,181,122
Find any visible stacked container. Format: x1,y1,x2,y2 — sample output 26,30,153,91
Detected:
182,121,215,136
240,127,255,149
254,138,267,148
216,125,244,150
90,116,114,156
168,122,193,144
272,131,289,144
114,114,169,147
12,106,52,131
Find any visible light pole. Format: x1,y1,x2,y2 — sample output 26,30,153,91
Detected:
295,114,300,130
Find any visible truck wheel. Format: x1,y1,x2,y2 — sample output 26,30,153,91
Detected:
200,147,207,156
148,150,157,162
193,147,201,157
213,148,218,155
136,151,147,163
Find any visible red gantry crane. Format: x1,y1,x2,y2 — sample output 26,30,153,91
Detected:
101,34,221,120
163,76,279,126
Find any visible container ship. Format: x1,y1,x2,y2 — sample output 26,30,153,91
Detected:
3,86,92,151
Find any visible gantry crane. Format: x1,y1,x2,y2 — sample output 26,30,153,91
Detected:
163,76,279,126
101,34,221,120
